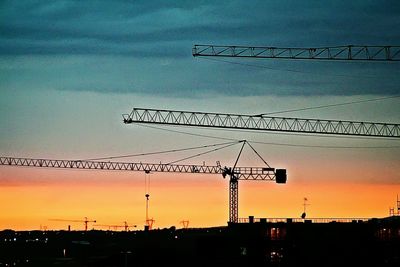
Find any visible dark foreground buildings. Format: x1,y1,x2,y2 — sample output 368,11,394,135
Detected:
1,216,399,267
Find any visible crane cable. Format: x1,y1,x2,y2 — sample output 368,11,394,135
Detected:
246,141,271,168
197,56,400,79
81,141,240,161
165,141,243,165
258,95,400,116
137,124,400,149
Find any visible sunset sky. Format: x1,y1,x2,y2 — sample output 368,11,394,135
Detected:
0,0,399,230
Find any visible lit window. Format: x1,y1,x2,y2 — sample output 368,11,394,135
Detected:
240,247,247,256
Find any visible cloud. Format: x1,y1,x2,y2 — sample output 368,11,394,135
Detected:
0,0,399,96
2,1,399,56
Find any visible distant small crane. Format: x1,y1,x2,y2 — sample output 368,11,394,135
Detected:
389,195,400,216
49,217,96,231
95,221,137,231
180,220,189,229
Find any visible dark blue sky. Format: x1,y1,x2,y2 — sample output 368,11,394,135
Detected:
0,0,399,163
1,0,399,96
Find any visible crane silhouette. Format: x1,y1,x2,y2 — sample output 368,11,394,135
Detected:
122,107,399,222
1,145,284,224
95,221,137,231
49,217,96,231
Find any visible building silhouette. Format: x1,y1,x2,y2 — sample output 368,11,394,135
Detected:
1,216,400,266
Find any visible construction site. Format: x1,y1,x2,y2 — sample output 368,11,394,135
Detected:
1,2,400,266
1,45,400,265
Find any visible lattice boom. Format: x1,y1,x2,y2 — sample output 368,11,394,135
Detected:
0,157,276,181
123,108,400,138
192,45,400,61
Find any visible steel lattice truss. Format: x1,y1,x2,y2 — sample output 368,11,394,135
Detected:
0,157,277,181
192,45,400,61
229,177,239,223
123,108,400,138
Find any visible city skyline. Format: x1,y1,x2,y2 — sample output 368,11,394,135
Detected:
1,0,399,230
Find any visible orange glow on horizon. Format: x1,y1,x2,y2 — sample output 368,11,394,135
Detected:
1,166,399,231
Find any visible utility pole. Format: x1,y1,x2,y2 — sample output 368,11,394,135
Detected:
144,170,154,229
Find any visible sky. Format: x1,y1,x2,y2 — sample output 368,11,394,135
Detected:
0,0,399,230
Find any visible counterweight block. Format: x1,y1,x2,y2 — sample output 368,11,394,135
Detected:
275,169,287,184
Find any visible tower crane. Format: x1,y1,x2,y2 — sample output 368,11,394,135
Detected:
122,107,399,222
49,217,96,231
192,44,400,61
190,43,399,220
0,153,286,224
190,43,399,221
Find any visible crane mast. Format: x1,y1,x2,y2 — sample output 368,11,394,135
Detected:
0,156,286,224
192,44,400,61
123,108,400,138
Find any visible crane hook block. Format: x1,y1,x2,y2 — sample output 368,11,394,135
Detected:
275,169,287,184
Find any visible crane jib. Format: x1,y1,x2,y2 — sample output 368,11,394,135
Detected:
0,157,281,182
192,45,400,61
123,108,400,138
